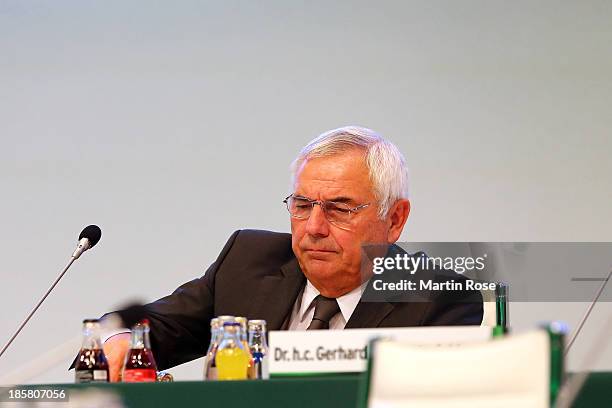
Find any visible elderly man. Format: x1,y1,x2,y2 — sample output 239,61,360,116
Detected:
101,126,482,381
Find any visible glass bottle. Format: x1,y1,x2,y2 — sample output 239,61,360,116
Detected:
122,319,158,382
203,316,236,380
235,317,254,378
203,318,220,380
216,322,249,380
248,319,268,380
75,319,109,383
545,321,568,407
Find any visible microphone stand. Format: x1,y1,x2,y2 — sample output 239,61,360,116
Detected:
0,257,78,359
564,268,612,355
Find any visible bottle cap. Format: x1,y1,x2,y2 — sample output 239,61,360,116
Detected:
218,315,236,325
82,319,100,324
248,319,267,328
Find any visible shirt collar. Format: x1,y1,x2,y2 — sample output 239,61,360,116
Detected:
298,280,366,324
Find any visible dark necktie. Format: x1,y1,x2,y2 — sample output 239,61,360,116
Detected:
307,295,340,330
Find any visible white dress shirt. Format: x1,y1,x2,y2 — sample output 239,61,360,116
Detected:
287,280,366,330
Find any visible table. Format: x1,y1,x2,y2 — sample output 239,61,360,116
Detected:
14,372,612,407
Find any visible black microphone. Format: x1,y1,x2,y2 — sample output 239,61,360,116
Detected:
72,225,102,259
0,225,102,359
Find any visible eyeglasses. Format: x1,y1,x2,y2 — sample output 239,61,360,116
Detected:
283,194,371,230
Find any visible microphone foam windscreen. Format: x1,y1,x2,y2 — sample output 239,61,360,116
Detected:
79,225,102,248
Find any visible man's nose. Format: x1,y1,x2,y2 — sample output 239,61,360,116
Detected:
305,203,329,237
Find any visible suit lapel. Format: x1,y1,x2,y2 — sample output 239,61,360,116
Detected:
345,300,395,329
248,257,305,330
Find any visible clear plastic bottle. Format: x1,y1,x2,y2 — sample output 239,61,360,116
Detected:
75,319,109,383
122,320,157,382
248,319,269,379
216,322,249,380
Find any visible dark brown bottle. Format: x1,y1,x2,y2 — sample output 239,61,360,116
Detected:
75,319,109,383
122,319,157,382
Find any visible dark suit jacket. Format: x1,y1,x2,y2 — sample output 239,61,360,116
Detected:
140,229,483,370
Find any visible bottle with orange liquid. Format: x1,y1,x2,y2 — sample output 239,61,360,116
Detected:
216,321,249,380
235,317,255,379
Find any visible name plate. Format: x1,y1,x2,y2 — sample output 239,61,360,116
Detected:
269,326,491,376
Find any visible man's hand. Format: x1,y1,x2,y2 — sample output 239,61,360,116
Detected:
102,333,131,382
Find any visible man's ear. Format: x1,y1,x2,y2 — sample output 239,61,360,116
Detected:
386,199,410,243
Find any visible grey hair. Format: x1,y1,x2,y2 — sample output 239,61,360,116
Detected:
290,126,409,219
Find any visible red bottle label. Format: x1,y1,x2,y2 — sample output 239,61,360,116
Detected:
122,369,157,382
